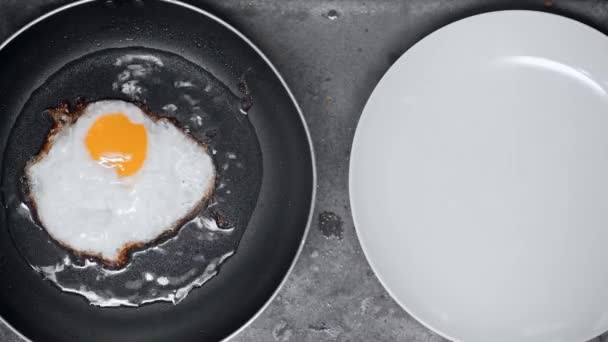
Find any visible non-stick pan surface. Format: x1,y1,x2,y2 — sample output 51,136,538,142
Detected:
0,1,315,341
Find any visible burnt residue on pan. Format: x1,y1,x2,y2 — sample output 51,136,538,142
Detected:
238,70,254,114
1,47,263,307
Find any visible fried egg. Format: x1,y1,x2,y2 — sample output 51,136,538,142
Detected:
25,100,215,266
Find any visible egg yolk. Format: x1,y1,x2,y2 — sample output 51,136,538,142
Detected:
85,113,147,177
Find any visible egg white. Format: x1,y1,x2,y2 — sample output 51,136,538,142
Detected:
26,100,215,264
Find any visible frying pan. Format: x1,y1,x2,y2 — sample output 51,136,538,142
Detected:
0,0,315,341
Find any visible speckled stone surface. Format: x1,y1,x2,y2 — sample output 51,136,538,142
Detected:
2,0,608,341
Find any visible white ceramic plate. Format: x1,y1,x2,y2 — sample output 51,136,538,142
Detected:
350,11,608,342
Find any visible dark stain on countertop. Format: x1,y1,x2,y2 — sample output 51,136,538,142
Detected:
318,211,344,239
308,322,330,332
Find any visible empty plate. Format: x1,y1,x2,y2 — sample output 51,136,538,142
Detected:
350,11,608,342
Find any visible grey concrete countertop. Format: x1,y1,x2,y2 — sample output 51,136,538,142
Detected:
2,0,608,341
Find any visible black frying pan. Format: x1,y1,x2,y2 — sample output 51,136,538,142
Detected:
0,0,315,341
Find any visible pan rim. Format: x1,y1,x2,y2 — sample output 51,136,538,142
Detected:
0,1,317,341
